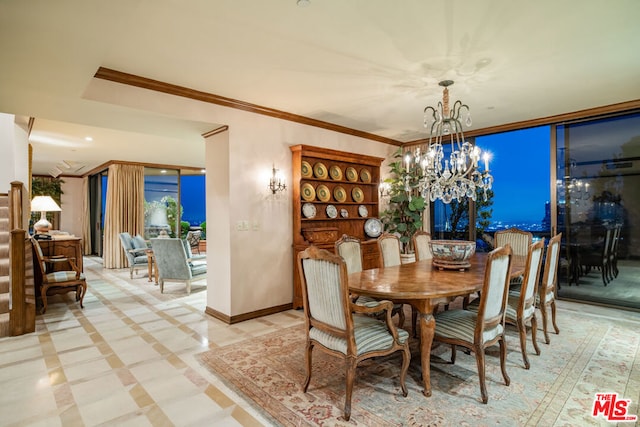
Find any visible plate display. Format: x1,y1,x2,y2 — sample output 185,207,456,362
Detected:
329,165,343,180
364,218,383,238
345,167,358,182
340,208,349,218
333,185,347,203
326,204,338,218
301,161,312,178
302,203,316,218
316,184,331,202
313,162,328,179
351,186,364,203
301,183,316,201
358,205,368,217
360,168,372,183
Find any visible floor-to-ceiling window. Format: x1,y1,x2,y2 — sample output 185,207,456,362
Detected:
555,112,640,309
144,167,179,238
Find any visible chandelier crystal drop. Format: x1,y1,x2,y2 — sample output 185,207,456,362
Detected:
406,80,493,204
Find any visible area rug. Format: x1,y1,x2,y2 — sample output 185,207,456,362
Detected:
198,307,640,426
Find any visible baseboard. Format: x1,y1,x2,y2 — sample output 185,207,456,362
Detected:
204,303,293,324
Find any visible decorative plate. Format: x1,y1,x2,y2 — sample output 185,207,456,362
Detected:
301,161,312,178
302,203,316,218
358,205,368,217
326,204,338,218
345,167,358,182
364,218,383,238
313,162,328,179
329,165,343,180
340,208,349,218
316,184,331,202
333,185,347,203
301,183,316,201
352,186,364,203
360,168,371,183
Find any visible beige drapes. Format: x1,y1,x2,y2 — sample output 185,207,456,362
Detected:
81,177,92,255
103,164,145,268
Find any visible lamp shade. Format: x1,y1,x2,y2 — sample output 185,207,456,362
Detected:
31,196,61,233
31,196,61,213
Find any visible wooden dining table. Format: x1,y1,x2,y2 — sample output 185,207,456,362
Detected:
348,252,526,397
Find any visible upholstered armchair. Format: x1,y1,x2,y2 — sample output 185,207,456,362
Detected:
297,245,410,421
119,232,149,278
150,238,206,294
32,238,87,314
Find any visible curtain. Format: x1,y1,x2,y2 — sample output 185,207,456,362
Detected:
81,177,92,255
103,164,145,268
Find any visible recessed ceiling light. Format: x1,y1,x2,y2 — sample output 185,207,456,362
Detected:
297,0,310,6
160,170,167,174
85,136,93,141
200,169,206,174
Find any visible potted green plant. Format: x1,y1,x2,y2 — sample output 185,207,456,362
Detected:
380,148,427,255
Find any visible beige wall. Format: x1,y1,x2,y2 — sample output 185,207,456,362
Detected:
59,177,84,238
83,79,395,317
0,113,30,191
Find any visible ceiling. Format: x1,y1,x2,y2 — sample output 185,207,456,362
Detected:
1,0,639,176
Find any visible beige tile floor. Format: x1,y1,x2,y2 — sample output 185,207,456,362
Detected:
0,257,304,426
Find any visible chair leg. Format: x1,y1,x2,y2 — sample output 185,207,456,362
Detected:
186,280,191,295
396,305,405,329
399,346,410,397
129,266,134,279
550,300,560,335
159,279,164,293
517,318,530,370
499,338,511,387
530,314,540,356
40,285,49,314
412,307,418,338
344,357,357,421
475,347,488,404
303,342,313,392
540,303,550,344
450,344,457,364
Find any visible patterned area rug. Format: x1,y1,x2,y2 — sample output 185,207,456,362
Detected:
198,306,640,426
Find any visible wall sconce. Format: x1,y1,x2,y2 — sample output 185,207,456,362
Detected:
379,180,391,198
31,195,61,233
268,164,287,195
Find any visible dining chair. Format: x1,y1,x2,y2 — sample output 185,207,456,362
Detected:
297,245,410,421
335,234,404,327
32,237,87,314
580,227,612,286
412,231,432,261
433,244,513,404
378,233,402,267
539,233,562,344
470,240,545,369
494,227,532,285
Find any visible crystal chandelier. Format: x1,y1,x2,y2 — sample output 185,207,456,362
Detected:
406,80,493,204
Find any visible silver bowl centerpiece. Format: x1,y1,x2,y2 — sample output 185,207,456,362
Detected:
428,240,476,270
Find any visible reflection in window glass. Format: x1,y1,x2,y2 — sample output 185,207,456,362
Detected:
144,168,179,238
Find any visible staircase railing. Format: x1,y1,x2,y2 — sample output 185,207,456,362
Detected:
9,181,35,335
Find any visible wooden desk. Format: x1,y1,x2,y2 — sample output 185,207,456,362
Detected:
348,252,525,397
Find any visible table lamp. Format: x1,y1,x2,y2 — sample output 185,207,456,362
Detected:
31,195,61,233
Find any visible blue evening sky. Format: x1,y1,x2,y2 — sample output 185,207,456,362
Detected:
476,126,551,224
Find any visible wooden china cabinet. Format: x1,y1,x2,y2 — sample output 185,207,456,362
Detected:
291,144,384,309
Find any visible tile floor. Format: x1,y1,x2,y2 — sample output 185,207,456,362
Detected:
0,257,304,426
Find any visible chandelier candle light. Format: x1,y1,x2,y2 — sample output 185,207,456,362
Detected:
407,80,493,204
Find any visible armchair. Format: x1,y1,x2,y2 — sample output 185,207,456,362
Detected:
297,245,410,421
32,238,87,314
119,232,148,278
150,238,206,294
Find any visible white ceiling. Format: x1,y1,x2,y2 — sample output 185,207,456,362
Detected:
1,0,639,176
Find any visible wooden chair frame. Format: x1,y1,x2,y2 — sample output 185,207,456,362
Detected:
539,233,562,343
297,246,410,421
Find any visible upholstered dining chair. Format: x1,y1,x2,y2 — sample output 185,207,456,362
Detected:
119,232,149,279
470,240,545,369
581,226,613,286
494,227,532,285
433,244,513,404
539,233,562,344
378,232,402,268
150,238,206,294
412,231,432,261
32,237,87,314
335,234,405,327
297,245,410,421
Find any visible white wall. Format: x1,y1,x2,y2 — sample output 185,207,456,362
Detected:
59,177,84,237
0,113,30,191
82,79,396,317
